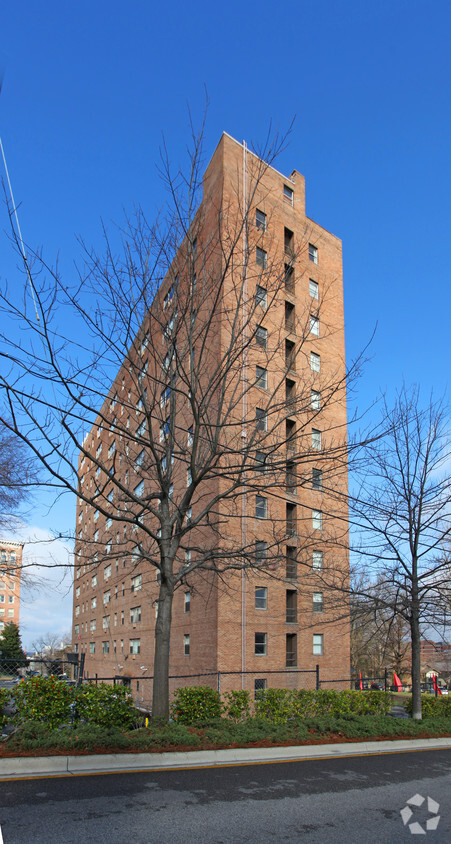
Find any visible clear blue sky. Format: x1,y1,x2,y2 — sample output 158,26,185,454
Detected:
1,1,450,643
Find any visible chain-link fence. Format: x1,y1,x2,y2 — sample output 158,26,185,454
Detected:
85,667,319,711
0,656,79,687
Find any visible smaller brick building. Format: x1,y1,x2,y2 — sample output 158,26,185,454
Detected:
0,540,23,632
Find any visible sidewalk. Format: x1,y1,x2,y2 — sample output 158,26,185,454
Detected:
2,737,451,780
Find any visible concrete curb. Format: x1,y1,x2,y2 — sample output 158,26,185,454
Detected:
1,737,451,779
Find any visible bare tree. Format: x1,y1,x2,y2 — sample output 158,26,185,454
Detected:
0,125,352,718
0,420,37,529
350,570,410,679
344,387,451,718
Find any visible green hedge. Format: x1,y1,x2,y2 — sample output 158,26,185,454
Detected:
404,694,451,717
12,676,136,730
170,686,391,725
170,686,222,724
255,689,391,722
0,687,10,731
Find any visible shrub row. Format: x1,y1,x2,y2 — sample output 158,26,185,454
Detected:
170,686,391,724
403,694,451,717
7,713,451,754
0,688,10,731
10,676,136,730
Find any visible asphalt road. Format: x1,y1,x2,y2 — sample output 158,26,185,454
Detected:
1,749,450,843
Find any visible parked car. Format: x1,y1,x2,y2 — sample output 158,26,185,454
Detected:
370,682,384,690
354,680,369,690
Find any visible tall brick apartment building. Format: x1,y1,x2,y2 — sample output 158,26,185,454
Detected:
0,540,23,632
72,133,350,700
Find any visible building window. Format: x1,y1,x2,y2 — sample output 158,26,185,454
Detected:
256,246,267,269
310,352,320,372
255,541,267,565
312,429,322,450
188,425,193,446
284,263,294,294
308,244,318,264
102,641,110,654
283,184,293,204
286,590,297,623
138,419,147,438
103,615,110,629
184,591,191,613
286,502,297,536
312,468,322,490
312,509,323,530
286,378,296,406
284,227,294,256
121,610,125,625
311,390,321,410
286,633,297,667
131,574,142,593
313,634,323,655
184,634,190,655
255,408,267,431
256,366,267,389
135,449,145,469
286,546,297,580
286,460,296,493
129,638,141,655
255,495,267,519
256,209,267,230
134,480,144,498
285,302,295,332
255,587,267,610
130,606,141,623
313,592,323,613
285,339,295,371
108,441,116,458
185,550,192,566
90,642,95,654
255,632,267,655
309,279,319,299
74,604,79,616
91,597,97,609
255,451,267,473
256,285,267,308
76,586,80,598
103,590,111,604
310,315,319,336
312,550,323,570
104,564,111,580
254,678,267,698
256,325,267,350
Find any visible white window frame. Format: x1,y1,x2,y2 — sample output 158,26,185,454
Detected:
312,509,323,530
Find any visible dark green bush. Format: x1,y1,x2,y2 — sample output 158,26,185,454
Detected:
170,686,222,724
222,690,251,721
11,676,136,730
0,688,11,731
404,695,451,718
254,689,292,723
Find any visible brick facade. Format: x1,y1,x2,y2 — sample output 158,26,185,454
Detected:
72,133,350,698
0,540,23,632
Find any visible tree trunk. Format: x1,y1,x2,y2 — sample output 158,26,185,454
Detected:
410,596,422,720
152,577,174,720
